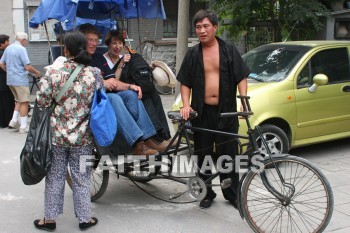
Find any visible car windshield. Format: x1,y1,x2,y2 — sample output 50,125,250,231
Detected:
243,44,310,82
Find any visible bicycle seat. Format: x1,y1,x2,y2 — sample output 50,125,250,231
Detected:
167,111,198,121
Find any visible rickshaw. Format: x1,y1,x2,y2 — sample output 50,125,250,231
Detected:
29,2,333,232
64,96,333,233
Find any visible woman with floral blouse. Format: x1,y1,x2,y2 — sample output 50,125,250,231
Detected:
34,31,101,231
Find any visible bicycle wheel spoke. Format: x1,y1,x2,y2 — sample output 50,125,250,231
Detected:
286,206,304,233
289,203,323,230
67,162,109,202
91,171,103,194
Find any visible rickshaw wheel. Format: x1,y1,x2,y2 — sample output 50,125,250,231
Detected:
66,146,109,202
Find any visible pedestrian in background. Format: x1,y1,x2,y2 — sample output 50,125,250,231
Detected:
0,34,14,128
0,32,41,133
34,31,99,231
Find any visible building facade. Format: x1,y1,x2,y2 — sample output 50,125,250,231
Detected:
3,0,349,70
0,0,205,69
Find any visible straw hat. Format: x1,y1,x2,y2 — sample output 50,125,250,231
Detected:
44,56,67,71
151,60,176,87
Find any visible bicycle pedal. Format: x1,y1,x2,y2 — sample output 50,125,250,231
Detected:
221,178,232,189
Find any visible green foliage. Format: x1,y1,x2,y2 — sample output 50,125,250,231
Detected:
194,0,331,42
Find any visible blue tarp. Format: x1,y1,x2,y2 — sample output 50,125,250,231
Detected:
29,0,166,29
29,0,77,28
52,18,117,34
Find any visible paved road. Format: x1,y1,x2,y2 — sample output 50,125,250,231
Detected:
0,94,349,233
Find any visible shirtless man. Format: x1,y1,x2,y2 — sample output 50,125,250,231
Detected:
177,10,250,209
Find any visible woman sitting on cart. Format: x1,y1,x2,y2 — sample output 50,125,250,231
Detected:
103,29,173,143
78,23,166,155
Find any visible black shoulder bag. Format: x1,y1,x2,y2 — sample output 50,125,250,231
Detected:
20,65,83,185
113,53,154,97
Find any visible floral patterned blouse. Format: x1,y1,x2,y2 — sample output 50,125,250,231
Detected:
37,61,103,147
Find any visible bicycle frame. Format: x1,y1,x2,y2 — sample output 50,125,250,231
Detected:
77,94,333,232
166,96,296,216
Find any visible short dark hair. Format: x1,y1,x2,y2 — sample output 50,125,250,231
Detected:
78,23,101,38
64,31,91,65
0,34,10,44
193,9,218,27
105,30,125,46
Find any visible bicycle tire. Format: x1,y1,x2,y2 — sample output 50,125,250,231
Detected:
66,168,109,202
66,147,109,202
241,155,333,233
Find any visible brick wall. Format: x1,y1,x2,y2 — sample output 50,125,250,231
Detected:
126,18,164,51
26,42,50,69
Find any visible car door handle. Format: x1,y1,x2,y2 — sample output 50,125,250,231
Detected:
342,85,350,92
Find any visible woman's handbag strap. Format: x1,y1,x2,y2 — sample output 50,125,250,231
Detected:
55,64,84,103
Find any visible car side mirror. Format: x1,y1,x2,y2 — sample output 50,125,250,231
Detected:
308,74,328,93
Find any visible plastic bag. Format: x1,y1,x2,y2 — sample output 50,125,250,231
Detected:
20,100,54,185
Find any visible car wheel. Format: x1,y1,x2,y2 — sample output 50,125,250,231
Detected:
254,124,289,156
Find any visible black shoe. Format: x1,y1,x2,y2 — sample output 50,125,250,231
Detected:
229,199,238,209
199,191,217,209
199,197,214,209
79,217,98,231
33,219,56,232
199,192,217,209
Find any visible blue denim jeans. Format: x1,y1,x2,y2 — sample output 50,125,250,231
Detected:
107,90,156,147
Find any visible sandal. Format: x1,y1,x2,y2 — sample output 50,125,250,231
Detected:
33,218,56,232
79,217,98,231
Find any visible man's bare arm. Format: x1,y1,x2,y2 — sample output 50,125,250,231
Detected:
0,61,5,72
25,64,41,78
181,84,191,108
180,84,193,120
238,77,248,96
238,77,248,112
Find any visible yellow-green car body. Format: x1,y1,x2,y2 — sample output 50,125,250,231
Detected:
172,41,350,153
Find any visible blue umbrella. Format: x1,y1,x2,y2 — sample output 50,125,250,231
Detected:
52,18,117,34
29,0,77,28
29,0,166,29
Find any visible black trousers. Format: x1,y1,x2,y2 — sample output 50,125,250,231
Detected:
0,90,15,128
141,88,170,139
193,104,239,201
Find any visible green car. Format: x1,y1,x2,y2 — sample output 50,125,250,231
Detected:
172,41,350,154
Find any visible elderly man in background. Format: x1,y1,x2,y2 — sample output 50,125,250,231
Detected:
0,32,41,133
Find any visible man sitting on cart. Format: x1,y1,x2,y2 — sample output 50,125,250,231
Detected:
78,23,166,156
